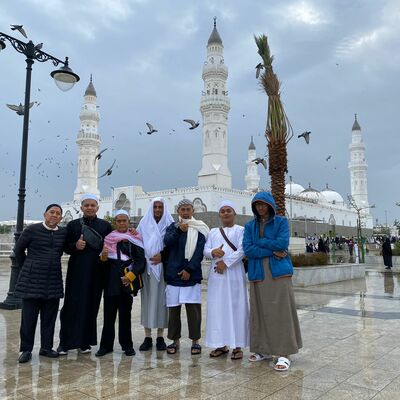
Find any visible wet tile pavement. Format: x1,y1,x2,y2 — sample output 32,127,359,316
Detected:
0,260,399,399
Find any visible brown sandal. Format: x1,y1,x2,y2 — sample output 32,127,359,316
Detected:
231,349,243,360
210,347,229,358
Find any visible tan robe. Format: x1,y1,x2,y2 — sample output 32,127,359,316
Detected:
249,221,302,355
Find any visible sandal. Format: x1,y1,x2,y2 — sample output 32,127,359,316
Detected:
166,343,179,355
210,347,229,358
191,343,202,355
231,349,243,360
273,356,291,371
248,353,273,362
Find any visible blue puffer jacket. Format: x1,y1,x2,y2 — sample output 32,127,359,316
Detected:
243,191,289,281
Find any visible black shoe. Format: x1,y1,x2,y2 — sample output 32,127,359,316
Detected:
56,345,68,355
39,348,59,358
95,348,113,357
385,267,392,270
18,351,32,363
79,346,92,354
156,337,167,351
139,337,153,351
124,348,136,356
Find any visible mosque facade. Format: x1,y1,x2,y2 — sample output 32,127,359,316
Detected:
61,21,373,232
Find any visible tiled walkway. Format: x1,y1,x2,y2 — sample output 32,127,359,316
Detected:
0,260,399,399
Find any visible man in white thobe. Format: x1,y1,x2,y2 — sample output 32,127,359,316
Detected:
137,197,173,351
204,200,249,360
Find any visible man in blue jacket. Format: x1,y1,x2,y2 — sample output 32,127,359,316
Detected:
163,199,209,355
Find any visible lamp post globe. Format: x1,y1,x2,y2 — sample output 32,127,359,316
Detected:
0,40,5,51
51,57,80,92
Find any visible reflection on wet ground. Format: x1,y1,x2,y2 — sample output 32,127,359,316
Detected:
1,261,400,399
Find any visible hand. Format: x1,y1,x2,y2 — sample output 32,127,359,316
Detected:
76,234,86,250
211,244,225,258
273,250,287,260
214,260,227,274
100,246,108,261
121,276,131,287
179,223,189,232
178,269,190,281
150,253,162,264
128,227,137,235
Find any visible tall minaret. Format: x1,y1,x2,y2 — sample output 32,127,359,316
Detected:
348,114,369,208
197,18,232,188
245,136,260,191
74,76,100,201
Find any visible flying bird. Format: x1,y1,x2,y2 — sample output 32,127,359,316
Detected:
100,159,116,178
146,122,157,135
10,25,27,38
72,206,80,214
6,102,35,115
183,119,200,130
298,131,311,144
255,63,264,79
252,157,267,170
325,155,332,161
94,148,108,162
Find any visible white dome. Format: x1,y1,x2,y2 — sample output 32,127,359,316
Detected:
285,182,305,196
299,185,327,202
321,186,344,205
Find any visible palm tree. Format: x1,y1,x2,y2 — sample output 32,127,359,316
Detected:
254,34,293,216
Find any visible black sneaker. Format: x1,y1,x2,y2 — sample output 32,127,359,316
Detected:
156,337,167,351
124,348,136,356
95,348,113,357
139,337,153,351
39,348,59,358
18,351,32,363
56,346,68,356
79,346,92,354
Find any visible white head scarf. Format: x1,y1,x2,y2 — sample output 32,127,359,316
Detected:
80,193,99,204
137,197,174,281
218,200,236,213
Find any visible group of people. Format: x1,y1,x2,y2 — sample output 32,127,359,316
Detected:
14,191,302,371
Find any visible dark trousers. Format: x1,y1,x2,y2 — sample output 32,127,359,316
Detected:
167,304,201,341
20,298,60,352
99,294,133,351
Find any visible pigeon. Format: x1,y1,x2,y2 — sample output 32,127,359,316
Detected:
72,206,80,214
255,63,264,79
94,148,108,162
146,122,157,135
325,155,332,161
252,157,267,170
34,43,43,51
6,102,35,115
183,119,200,130
100,159,116,178
298,131,311,144
10,25,27,38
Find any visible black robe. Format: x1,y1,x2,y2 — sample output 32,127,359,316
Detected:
60,216,112,350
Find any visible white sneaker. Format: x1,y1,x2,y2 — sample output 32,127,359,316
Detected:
79,347,92,354
56,346,68,356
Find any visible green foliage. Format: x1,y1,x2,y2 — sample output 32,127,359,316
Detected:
393,242,400,256
103,215,116,230
0,225,12,234
290,252,329,267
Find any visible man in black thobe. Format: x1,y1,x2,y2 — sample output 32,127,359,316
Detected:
58,194,112,355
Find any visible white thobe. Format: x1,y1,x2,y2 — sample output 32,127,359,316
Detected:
204,225,249,348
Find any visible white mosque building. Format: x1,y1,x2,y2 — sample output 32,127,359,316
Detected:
62,20,373,232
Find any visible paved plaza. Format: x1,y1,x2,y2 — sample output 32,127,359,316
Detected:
0,260,399,399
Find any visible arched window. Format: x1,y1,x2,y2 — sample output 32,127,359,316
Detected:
115,193,131,213
193,198,207,213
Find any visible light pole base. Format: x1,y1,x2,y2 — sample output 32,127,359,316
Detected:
0,252,22,310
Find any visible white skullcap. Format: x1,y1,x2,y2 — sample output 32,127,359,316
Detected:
219,200,236,212
80,193,99,204
115,209,129,217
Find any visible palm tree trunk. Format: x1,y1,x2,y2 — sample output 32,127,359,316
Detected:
268,140,287,216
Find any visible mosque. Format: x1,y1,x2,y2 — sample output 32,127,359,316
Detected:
61,21,373,233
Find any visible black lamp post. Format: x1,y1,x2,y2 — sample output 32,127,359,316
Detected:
0,32,79,309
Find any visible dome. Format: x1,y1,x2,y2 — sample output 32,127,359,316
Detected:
352,114,361,131
249,136,256,150
285,182,305,196
208,18,223,46
298,184,326,202
84,75,96,97
321,185,344,205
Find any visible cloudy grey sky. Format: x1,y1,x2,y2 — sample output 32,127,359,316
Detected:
0,0,398,225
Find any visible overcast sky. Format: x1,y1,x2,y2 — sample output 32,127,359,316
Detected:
0,0,399,225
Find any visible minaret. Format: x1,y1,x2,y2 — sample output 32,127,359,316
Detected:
348,114,369,209
245,136,260,191
74,76,100,201
197,18,232,188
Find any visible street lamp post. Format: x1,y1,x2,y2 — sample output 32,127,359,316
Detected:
347,195,375,264
0,32,79,309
